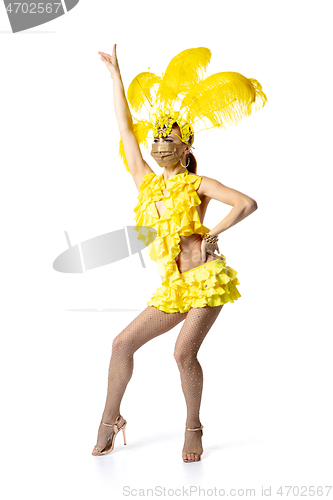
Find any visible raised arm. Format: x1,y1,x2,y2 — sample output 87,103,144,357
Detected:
98,44,154,190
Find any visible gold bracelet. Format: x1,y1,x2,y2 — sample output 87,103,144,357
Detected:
202,232,219,244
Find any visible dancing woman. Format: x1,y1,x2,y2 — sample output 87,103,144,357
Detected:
92,44,267,462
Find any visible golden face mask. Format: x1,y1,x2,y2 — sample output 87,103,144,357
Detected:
150,142,186,168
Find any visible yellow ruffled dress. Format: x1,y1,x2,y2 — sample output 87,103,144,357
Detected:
134,168,241,313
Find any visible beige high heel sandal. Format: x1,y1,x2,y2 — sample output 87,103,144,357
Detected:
183,424,204,462
92,415,127,456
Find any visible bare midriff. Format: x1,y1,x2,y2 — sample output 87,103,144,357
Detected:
156,179,222,281
175,233,221,273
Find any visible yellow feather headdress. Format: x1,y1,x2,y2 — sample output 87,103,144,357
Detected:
119,47,267,172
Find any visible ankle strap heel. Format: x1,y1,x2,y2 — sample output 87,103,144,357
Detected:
101,415,127,440
186,424,204,434
183,425,204,463
92,415,127,456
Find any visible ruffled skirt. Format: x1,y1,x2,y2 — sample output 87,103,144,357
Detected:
146,254,241,313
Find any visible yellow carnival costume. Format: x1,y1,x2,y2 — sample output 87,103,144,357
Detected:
134,167,241,313
122,47,267,313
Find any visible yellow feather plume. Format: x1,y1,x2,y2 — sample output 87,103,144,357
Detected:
127,72,162,113
156,47,212,108
180,72,267,129
118,47,267,172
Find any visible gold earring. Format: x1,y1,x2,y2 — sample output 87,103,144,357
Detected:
180,152,190,167
180,156,190,167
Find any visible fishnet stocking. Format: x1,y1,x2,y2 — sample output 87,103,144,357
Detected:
92,304,223,457
174,305,224,460
93,306,187,454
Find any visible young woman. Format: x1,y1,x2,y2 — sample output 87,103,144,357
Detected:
92,44,263,462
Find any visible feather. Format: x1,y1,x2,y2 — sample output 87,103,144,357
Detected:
180,72,267,129
248,78,268,112
118,119,152,173
156,47,212,108
118,137,130,172
121,48,267,172
127,72,162,113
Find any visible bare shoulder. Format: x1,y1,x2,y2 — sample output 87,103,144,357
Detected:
132,161,155,191
193,173,213,200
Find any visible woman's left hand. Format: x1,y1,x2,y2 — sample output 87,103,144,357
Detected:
201,238,224,262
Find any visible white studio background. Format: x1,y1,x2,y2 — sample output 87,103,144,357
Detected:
1,1,332,499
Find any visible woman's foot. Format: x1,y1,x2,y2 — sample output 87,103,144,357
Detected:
92,415,126,456
182,425,203,462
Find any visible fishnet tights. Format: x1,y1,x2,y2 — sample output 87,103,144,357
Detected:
174,305,223,458
93,304,223,456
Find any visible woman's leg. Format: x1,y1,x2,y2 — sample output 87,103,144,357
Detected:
173,304,224,461
93,306,187,453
